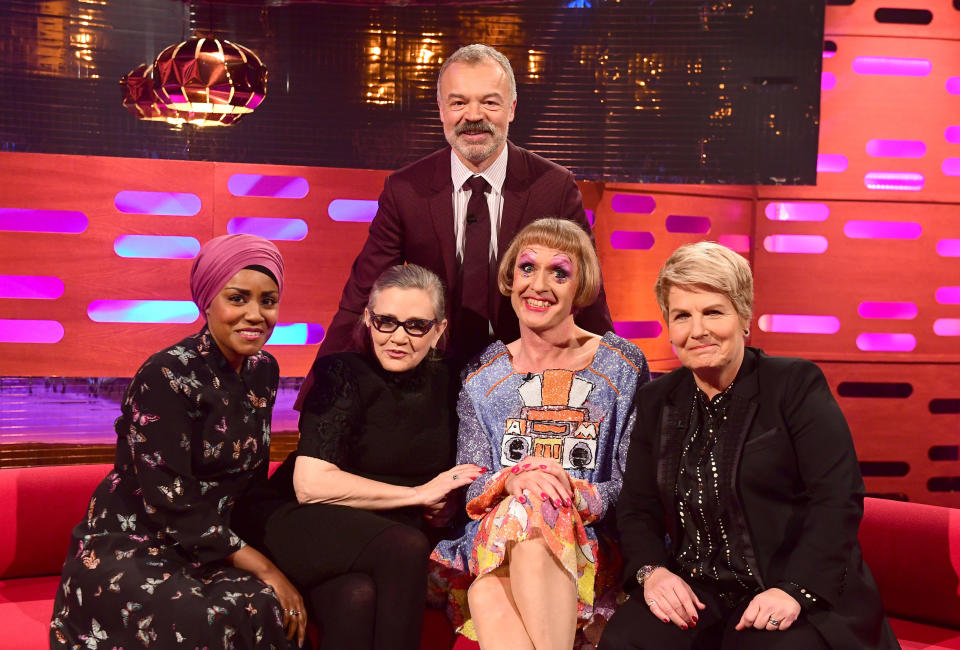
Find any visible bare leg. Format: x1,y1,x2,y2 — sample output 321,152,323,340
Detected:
510,537,578,650
468,565,535,650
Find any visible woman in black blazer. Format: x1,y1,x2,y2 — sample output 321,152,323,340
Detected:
600,242,899,650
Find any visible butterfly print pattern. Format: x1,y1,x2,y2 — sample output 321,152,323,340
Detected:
50,328,286,648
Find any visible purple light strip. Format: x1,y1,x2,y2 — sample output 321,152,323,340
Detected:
863,171,924,191
938,239,960,257
87,300,199,324
610,194,656,214
942,159,960,176
935,287,960,304
946,126,960,144
817,154,848,173
114,191,201,216
717,234,750,253
866,139,926,158
227,217,308,241
933,319,960,336
0,319,64,343
227,174,309,199
585,209,595,227
758,314,840,334
0,208,88,233
947,77,960,94
763,235,828,254
328,199,378,223
843,220,921,240
266,323,325,345
610,231,655,250
613,321,662,339
821,72,836,90
856,333,916,352
857,302,918,319
114,235,201,259
664,215,711,234
0,275,64,299
852,56,932,77
764,202,829,222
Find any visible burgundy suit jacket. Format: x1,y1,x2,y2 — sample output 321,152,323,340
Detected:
296,141,614,405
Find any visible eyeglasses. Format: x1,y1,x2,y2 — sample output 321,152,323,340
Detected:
369,313,438,337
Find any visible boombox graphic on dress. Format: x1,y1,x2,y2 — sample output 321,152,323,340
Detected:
500,368,600,470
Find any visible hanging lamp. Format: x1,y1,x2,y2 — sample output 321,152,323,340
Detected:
152,36,267,116
121,62,245,127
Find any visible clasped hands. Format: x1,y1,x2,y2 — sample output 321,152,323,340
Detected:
643,568,801,632
503,456,574,509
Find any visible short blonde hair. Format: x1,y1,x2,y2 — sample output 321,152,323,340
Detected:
654,241,753,326
497,218,601,309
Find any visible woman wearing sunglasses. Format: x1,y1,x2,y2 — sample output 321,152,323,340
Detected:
234,264,483,650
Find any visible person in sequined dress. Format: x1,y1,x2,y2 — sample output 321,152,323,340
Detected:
50,234,307,649
431,218,650,649
600,242,899,650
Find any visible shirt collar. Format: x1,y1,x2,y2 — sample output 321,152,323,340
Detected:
450,144,508,194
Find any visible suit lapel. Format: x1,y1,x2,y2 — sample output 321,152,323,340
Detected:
427,149,457,294
494,141,531,327
656,371,695,544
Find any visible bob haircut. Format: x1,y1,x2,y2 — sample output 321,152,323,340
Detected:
497,218,602,309
352,264,447,354
654,241,754,327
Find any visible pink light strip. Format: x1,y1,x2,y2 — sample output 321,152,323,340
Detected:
764,202,829,222
858,302,918,319
933,319,960,336
758,314,840,334
817,154,848,173
942,159,960,176
938,240,960,257
935,287,960,304
852,56,931,77
947,77,960,94
665,215,711,234
0,209,87,233
0,319,64,343
763,235,828,254
0,275,64,299
843,220,921,239
613,321,663,339
866,139,926,158
610,231,655,250
610,194,656,214
943,126,960,143
822,72,836,90
863,171,924,191
856,333,916,352
717,234,750,253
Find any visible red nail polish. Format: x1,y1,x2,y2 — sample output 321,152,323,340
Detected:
681,625,688,630
511,466,520,474
553,498,562,507
564,498,572,507
522,463,530,469
479,467,488,473
663,618,670,623
539,464,547,469
518,495,526,504
540,492,548,500
692,616,698,623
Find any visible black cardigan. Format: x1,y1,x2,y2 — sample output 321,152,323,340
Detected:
617,347,899,650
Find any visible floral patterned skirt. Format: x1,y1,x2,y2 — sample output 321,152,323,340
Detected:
430,472,621,645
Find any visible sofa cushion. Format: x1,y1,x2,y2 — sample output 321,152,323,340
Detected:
0,464,111,579
0,575,60,649
860,497,960,630
891,617,960,649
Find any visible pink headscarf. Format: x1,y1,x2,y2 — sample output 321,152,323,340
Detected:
190,234,284,318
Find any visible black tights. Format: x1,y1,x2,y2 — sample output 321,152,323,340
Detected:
306,524,430,650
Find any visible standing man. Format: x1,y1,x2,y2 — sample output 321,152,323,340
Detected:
302,43,612,398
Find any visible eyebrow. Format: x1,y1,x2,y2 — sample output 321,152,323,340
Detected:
223,286,278,295
446,92,504,102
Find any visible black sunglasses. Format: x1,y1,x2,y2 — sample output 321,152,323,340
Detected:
369,312,438,337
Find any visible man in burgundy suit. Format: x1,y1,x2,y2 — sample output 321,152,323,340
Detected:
298,44,613,403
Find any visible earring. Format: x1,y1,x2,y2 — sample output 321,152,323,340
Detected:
743,330,750,336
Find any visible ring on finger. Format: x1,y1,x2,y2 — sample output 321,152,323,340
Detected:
767,617,781,627
452,474,459,480
288,609,301,616
646,599,657,607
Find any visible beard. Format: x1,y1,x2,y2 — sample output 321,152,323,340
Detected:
446,119,508,165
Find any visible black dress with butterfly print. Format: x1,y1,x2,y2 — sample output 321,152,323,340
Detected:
50,327,293,649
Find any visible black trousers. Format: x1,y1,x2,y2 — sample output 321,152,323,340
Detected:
599,582,830,650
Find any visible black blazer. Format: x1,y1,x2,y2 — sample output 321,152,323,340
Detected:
617,347,899,650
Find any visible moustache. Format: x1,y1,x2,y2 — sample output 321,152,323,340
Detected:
455,121,495,136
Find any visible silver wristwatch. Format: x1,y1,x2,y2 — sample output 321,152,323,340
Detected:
636,564,663,586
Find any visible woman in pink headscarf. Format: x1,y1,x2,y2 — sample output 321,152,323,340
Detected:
51,234,306,649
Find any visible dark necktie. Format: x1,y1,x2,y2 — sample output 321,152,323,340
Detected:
455,175,493,361
461,175,492,319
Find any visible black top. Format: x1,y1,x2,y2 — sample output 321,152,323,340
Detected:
675,384,759,603
269,352,456,515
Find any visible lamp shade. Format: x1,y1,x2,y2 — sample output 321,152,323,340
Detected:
120,63,171,121
152,36,267,115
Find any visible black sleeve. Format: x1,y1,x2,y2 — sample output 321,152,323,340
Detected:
297,356,362,465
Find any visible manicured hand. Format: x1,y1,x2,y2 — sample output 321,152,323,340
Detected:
414,464,484,506
643,567,706,629
505,456,572,507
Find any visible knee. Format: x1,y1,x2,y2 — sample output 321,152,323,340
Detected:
389,526,431,566
509,537,555,570
318,573,376,613
467,577,509,623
